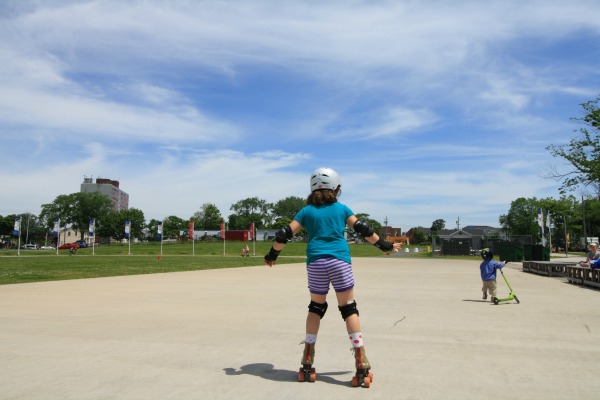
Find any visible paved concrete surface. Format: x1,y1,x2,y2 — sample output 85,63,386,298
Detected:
1,257,599,400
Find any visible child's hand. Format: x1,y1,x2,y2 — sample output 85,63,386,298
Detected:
264,259,275,267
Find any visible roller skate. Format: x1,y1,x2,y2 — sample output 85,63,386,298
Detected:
351,346,373,388
298,342,316,382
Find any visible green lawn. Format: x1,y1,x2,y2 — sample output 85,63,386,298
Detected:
0,241,408,285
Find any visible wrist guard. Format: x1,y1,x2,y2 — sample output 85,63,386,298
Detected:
373,238,393,252
264,246,281,262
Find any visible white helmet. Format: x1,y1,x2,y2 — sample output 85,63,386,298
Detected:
310,167,341,192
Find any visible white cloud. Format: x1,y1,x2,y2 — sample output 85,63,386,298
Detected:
0,0,598,229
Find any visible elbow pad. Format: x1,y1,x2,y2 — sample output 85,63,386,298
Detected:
353,220,375,238
275,225,293,244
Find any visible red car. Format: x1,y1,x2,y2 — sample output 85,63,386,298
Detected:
58,243,80,250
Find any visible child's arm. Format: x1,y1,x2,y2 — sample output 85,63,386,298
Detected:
347,215,402,254
264,220,302,267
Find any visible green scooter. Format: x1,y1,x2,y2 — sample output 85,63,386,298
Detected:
493,265,520,305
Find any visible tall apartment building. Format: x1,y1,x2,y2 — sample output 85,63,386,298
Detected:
80,177,129,211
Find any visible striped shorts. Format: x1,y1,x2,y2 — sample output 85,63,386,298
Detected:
307,257,355,295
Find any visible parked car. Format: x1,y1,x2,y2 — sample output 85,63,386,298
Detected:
74,240,88,248
40,246,55,250
21,244,39,250
58,243,80,250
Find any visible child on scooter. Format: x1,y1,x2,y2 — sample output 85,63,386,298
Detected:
480,248,505,302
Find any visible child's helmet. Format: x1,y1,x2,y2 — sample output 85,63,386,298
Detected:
481,248,493,260
310,167,341,192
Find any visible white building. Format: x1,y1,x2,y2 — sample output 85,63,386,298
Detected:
80,177,129,211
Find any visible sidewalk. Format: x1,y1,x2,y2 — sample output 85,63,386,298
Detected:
1,257,599,399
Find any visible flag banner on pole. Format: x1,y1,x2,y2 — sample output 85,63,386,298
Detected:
125,220,131,239
545,210,551,234
537,208,545,244
188,222,194,239
220,222,225,239
53,218,60,237
14,217,21,237
157,221,163,240
249,223,255,240
89,219,95,237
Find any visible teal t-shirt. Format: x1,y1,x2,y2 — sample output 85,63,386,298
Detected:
294,202,354,264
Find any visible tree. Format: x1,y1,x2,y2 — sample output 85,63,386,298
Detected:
546,95,600,196
0,215,15,237
18,212,45,245
499,197,540,240
498,196,590,247
430,219,445,232
146,219,161,241
40,192,112,242
412,227,426,244
163,215,187,239
547,195,585,250
97,208,145,241
190,203,223,230
40,194,72,237
70,192,113,240
271,196,305,224
229,197,271,229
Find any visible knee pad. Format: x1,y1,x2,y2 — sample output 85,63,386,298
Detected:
338,300,359,320
308,301,328,319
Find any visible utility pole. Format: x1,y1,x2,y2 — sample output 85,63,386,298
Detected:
384,216,388,238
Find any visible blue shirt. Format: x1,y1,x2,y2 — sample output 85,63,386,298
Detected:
294,202,354,264
480,259,504,281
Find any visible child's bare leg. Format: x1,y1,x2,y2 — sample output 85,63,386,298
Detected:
336,288,371,372
336,289,361,333
301,293,327,368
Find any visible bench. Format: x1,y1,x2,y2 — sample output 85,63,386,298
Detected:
564,265,600,288
522,261,571,277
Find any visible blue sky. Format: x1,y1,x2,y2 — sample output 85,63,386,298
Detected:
1,0,599,230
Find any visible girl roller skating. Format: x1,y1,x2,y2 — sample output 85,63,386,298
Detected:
264,167,401,387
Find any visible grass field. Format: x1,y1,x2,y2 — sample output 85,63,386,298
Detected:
0,241,422,285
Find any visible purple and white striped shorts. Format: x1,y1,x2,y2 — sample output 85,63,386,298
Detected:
307,257,355,295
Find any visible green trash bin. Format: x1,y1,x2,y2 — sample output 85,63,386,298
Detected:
542,246,550,261
523,244,533,261
498,244,524,262
531,244,547,261
514,246,524,261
